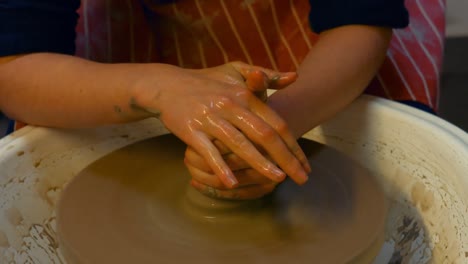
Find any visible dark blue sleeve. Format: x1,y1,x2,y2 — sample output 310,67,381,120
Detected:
0,0,80,56
308,0,409,33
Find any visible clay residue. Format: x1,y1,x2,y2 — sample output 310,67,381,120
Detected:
34,159,42,168
35,178,52,206
389,216,432,263
0,230,10,247
12,224,64,263
16,151,24,157
411,182,434,212
45,187,61,206
5,207,23,226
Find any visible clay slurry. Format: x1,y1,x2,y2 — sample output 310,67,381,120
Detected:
56,134,387,264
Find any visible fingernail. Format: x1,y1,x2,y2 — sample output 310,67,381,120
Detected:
227,174,239,188
282,72,298,80
272,167,286,181
190,180,199,188
299,171,309,184
305,163,312,173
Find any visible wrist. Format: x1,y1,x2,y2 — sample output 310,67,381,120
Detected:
129,63,185,120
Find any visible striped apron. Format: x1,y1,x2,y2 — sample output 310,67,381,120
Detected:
6,0,446,134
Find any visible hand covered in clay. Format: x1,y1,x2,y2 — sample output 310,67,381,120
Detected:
186,141,283,200
135,62,310,189
183,63,311,199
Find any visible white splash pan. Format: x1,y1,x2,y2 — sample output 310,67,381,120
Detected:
0,95,466,263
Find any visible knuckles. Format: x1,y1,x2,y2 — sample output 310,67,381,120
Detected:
257,125,278,142
231,133,250,149
274,119,290,136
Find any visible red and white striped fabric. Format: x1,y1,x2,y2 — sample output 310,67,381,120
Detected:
75,0,445,111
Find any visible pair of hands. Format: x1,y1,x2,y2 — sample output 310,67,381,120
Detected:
145,62,310,199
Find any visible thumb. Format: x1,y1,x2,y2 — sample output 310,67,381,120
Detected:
231,62,298,91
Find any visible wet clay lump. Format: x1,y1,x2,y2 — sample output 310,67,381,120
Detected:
56,134,387,263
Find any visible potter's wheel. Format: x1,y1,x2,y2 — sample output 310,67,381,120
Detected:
56,134,387,264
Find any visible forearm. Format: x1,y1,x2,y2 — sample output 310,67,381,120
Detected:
0,53,161,127
268,25,392,138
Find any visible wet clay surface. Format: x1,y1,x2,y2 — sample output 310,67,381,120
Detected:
56,134,387,264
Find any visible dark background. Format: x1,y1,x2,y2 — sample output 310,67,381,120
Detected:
439,37,468,132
